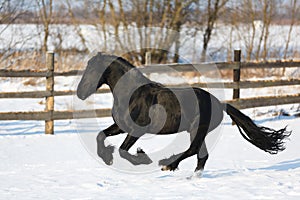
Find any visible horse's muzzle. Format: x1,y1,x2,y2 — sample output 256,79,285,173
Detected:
77,89,87,100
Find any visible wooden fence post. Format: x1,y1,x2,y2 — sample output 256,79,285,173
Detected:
233,50,241,100
145,51,151,65
45,52,54,135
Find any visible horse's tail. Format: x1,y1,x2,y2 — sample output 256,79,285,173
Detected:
223,103,291,154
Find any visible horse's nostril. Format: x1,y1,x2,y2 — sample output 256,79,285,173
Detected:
80,94,88,100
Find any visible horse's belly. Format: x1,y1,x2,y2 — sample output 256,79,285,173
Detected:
147,113,191,135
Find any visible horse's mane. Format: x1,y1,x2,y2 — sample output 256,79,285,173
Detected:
114,56,136,71
97,52,149,82
97,52,136,70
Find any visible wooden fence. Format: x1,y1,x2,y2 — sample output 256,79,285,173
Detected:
0,51,300,134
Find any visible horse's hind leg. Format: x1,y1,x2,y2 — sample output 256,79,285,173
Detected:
159,144,199,171
189,125,209,172
119,133,153,165
97,123,124,165
195,142,209,172
159,135,203,171
159,125,208,171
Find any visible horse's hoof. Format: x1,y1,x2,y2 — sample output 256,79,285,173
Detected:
160,158,180,171
97,145,114,166
161,165,178,171
102,157,114,166
161,165,170,171
159,154,182,166
193,169,203,177
161,164,178,171
102,157,113,166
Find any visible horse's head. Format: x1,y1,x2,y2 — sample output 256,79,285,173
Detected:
77,52,112,100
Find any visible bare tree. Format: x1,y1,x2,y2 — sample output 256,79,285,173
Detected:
200,0,229,61
172,0,198,62
262,0,275,60
253,0,276,61
103,0,196,64
65,0,88,52
35,0,53,53
0,0,33,69
284,0,299,59
96,0,108,51
0,0,26,35
281,0,299,75
240,0,258,61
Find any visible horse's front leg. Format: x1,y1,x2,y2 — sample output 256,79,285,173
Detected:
97,123,124,165
119,133,153,165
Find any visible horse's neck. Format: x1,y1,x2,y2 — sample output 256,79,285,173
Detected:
106,66,127,91
106,63,151,97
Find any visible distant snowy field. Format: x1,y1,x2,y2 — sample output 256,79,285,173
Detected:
1,24,300,61
0,74,300,199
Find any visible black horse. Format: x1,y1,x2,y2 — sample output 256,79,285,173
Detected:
77,53,291,172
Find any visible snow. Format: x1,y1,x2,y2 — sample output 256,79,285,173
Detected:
0,116,299,199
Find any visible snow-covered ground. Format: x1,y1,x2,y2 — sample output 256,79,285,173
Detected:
0,115,299,199
0,72,300,199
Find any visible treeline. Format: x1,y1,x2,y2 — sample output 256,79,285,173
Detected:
2,1,298,25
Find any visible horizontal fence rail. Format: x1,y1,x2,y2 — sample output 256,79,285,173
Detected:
0,51,299,134
1,94,299,121
227,93,300,110
1,78,300,99
0,109,112,121
1,61,300,77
